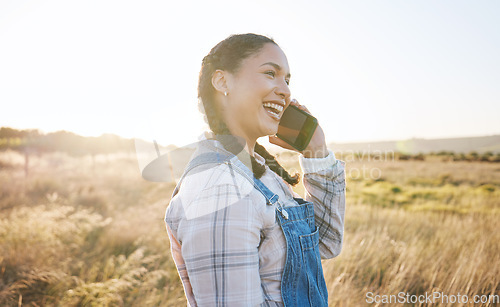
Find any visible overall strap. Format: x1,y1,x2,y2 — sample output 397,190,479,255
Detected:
224,157,289,219
172,150,282,210
230,158,280,206
170,151,230,198
185,151,231,171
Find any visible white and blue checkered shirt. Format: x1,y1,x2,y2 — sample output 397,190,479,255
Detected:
165,136,346,306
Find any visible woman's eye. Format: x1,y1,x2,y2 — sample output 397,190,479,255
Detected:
265,71,276,77
265,70,289,85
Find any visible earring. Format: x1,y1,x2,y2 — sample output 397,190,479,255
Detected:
224,91,228,96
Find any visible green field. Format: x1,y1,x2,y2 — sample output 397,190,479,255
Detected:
0,150,499,306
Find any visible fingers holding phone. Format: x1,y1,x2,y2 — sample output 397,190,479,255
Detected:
289,99,309,114
273,98,329,158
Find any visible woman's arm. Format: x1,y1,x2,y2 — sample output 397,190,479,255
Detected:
166,223,197,307
165,181,265,306
269,99,346,259
298,149,346,259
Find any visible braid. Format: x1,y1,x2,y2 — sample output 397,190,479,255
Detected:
255,143,300,185
197,33,300,185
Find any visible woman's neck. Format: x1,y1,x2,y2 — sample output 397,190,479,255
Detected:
222,124,257,157
244,141,256,157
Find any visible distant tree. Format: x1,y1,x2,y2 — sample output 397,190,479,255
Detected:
413,153,424,161
398,154,410,160
479,155,489,162
491,155,500,163
0,127,136,176
0,127,24,138
468,151,479,157
437,150,454,156
465,151,479,161
453,153,466,161
0,127,133,156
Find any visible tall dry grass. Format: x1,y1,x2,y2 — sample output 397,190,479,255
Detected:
323,205,499,306
278,151,500,306
0,150,184,306
0,149,499,306
323,156,500,306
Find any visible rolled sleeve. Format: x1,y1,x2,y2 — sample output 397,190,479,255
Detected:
299,149,346,259
299,149,337,174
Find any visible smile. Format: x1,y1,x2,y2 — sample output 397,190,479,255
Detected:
263,102,284,121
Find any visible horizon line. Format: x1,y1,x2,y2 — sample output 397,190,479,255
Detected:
1,125,500,148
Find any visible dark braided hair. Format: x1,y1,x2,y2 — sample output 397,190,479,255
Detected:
198,33,300,186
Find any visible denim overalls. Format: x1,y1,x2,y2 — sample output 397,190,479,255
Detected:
171,141,329,306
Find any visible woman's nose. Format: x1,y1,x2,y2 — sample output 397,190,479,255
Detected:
276,81,291,100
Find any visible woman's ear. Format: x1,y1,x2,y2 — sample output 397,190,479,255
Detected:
211,70,228,97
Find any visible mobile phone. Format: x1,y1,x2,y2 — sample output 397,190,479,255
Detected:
276,105,318,151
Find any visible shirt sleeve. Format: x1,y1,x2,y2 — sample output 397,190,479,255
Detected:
299,149,346,259
167,182,265,306
166,223,197,307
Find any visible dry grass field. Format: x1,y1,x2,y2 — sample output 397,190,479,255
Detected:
0,149,499,306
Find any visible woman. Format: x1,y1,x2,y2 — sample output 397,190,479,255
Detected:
165,33,346,306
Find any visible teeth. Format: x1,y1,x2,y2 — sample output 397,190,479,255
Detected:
263,102,283,114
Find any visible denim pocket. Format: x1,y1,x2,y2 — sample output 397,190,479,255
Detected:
299,226,320,251
299,227,328,306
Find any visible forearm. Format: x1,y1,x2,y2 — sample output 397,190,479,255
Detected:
299,149,346,258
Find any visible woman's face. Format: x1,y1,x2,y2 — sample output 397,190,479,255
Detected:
220,43,291,143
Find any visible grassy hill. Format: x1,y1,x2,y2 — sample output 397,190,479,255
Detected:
329,134,500,154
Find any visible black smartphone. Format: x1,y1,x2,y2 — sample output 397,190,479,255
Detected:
276,105,318,151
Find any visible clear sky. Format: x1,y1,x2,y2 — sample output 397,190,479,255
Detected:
1,0,499,147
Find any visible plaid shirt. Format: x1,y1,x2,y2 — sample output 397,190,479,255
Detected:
165,138,346,306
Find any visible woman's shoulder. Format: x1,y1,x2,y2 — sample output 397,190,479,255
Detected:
166,161,268,220
165,161,277,243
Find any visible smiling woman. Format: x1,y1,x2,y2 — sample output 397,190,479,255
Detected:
164,33,346,306
210,43,292,156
